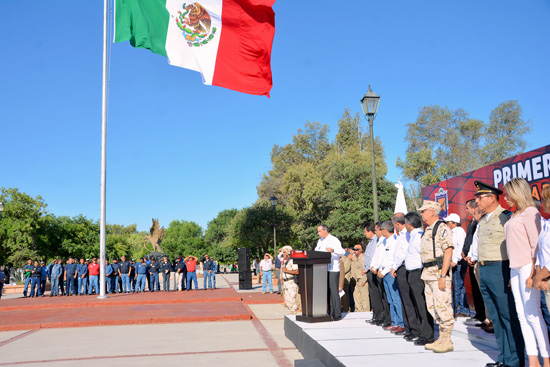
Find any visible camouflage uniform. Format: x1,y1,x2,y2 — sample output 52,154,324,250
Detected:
421,222,454,331
282,257,299,313
351,253,370,312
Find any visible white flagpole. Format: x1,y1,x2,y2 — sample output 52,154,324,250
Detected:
98,0,109,299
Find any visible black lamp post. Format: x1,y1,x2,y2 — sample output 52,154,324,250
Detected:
360,85,381,223
270,196,277,256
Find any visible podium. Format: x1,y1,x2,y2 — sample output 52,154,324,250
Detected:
292,250,332,323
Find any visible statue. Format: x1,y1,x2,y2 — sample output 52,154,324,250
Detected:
144,218,166,255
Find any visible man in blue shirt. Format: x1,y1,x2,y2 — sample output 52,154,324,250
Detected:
50,259,63,296
23,259,33,298
0,267,6,299
160,257,172,291
135,258,148,292
77,258,88,296
275,249,283,294
211,258,218,289
40,261,48,296
149,258,160,292
118,256,131,293
29,260,42,298
111,258,121,293
64,258,77,296
105,259,113,294
201,254,214,290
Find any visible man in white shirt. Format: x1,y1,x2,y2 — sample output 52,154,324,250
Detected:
367,222,392,327
363,223,387,325
403,211,434,346
259,253,274,294
315,224,345,321
391,213,413,336
377,221,404,333
444,213,470,317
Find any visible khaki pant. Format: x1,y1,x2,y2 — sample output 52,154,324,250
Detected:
174,272,183,290
284,280,298,313
425,279,454,330
353,281,370,312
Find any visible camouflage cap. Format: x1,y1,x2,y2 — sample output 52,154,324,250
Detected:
418,200,441,212
281,245,293,254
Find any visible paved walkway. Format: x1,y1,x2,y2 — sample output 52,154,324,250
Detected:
0,274,303,366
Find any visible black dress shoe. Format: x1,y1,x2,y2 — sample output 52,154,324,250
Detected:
485,363,504,367
381,322,392,328
373,320,384,326
414,338,434,346
394,329,406,335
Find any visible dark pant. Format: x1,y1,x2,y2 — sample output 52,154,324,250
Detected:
328,272,341,319
396,266,419,334
30,277,41,296
480,261,524,367
162,272,170,291
66,276,76,295
367,270,390,324
40,280,46,295
469,265,486,321
407,268,434,340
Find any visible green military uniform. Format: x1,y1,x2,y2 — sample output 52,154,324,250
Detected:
351,253,370,312
420,221,455,331
339,256,352,312
478,204,524,367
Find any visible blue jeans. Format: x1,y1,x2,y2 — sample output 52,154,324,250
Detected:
88,275,99,295
262,270,273,292
66,276,77,295
203,271,213,289
78,276,87,295
136,274,146,292
383,273,404,327
187,271,198,290
212,272,216,289
150,273,159,291
51,277,60,295
121,274,130,293
23,277,32,296
452,263,470,314
30,278,40,297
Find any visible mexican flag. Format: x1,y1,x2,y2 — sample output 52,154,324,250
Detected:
114,0,275,96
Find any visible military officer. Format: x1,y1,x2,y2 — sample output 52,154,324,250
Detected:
281,246,299,314
419,200,454,353
338,249,353,312
475,180,524,367
351,244,370,312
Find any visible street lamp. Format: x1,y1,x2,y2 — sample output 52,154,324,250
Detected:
270,196,277,256
360,85,381,223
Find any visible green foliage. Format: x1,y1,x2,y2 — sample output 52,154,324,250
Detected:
204,208,239,263
257,110,396,249
161,220,206,259
224,201,296,258
0,187,48,267
398,101,532,188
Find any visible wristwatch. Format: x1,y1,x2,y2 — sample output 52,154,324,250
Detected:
439,275,446,278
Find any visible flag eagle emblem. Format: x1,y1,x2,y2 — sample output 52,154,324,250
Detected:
175,2,217,47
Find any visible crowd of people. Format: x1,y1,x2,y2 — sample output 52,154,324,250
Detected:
303,179,550,367
15,254,221,298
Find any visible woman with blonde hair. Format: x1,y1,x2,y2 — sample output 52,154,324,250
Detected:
504,177,549,367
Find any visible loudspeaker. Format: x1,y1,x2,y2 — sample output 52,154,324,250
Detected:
238,247,251,271
239,270,252,290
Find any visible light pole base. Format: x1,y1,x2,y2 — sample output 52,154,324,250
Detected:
97,295,109,299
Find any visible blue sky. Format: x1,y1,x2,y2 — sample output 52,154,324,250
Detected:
1,1,549,232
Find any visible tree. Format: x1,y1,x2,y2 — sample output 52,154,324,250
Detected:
224,201,296,258
204,208,239,263
0,187,48,268
482,100,531,164
161,220,206,259
398,101,532,189
397,105,484,187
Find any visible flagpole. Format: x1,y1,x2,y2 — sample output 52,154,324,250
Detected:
98,0,109,299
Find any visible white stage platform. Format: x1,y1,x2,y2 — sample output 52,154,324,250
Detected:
285,312,500,367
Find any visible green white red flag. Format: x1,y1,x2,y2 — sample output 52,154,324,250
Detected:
114,0,275,96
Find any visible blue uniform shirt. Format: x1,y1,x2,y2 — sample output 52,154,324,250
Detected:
51,264,63,278
41,266,48,281
136,263,148,274
77,264,88,276
65,263,77,277
105,264,113,276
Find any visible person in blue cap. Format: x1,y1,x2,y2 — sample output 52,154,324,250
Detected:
39,261,48,296
135,258,148,292
50,259,63,296
474,180,524,367
105,259,113,293
111,258,120,293
77,258,88,296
